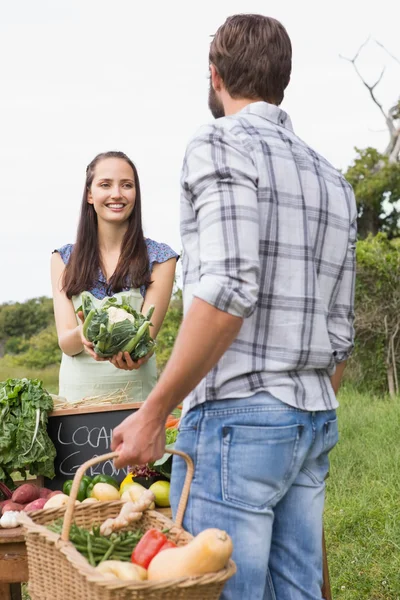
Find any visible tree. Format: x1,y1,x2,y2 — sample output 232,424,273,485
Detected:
341,39,400,238
0,297,54,343
341,38,400,164
345,147,400,238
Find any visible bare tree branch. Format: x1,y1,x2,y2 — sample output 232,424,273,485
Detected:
340,41,389,125
374,39,400,66
340,37,399,159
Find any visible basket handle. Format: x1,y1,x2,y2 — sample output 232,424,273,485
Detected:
61,448,194,542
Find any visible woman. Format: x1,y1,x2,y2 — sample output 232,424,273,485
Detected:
51,151,178,403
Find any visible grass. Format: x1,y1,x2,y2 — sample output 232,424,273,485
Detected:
8,374,400,599
0,359,59,394
325,387,400,599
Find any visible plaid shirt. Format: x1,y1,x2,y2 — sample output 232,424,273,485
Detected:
180,101,357,413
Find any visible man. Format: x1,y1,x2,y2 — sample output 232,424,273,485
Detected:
112,14,357,599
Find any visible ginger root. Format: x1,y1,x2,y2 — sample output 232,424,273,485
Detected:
100,489,155,535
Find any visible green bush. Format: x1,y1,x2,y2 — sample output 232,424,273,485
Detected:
345,234,400,394
11,325,61,370
155,288,183,373
4,336,30,355
0,297,53,342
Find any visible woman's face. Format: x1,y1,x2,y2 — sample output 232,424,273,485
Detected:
88,158,136,224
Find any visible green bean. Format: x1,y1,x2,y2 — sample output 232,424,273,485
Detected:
87,533,96,566
99,541,117,563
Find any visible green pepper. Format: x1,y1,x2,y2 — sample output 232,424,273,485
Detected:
85,475,119,498
63,477,91,502
63,480,73,496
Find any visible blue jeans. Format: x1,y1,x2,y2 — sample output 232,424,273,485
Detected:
170,392,338,600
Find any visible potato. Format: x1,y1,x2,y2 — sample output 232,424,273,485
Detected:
91,483,120,502
12,484,40,505
38,488,53,499
2,501,25,515
24,498,47,512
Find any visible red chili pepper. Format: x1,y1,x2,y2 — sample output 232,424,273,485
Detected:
158,540,177,553
131,529,168,569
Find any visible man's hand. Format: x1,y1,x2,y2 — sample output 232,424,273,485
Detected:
111,404,166,469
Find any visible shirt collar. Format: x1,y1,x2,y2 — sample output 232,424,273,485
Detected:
238,101,294,132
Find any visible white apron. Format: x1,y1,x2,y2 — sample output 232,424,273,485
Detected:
58,289,157,403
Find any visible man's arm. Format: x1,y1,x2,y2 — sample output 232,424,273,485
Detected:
330,360,347,395
112,125,259,468
112,299,243,467
328,214,357,396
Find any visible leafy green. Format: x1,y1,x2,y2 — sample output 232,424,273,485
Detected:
0,378,56,482
78,291,156,360
150,428,179,480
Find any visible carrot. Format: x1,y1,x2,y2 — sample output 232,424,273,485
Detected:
166,418,180,429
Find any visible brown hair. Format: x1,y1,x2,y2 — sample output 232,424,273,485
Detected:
63,151,150,299
209,14,292,105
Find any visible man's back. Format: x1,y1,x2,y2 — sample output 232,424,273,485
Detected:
181,101,357,412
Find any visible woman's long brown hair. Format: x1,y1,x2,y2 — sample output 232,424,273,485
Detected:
63,151,151,299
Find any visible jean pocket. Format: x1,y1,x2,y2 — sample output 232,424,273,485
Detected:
221,424,303,510
324,418,339,452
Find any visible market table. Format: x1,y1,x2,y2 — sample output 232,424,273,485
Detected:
0,526,27,600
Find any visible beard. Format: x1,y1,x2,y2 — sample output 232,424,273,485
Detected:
208,82,225,119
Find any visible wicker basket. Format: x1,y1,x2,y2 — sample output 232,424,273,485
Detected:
19,449,236,600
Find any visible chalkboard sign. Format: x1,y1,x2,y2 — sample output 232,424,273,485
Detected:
45,403,141,490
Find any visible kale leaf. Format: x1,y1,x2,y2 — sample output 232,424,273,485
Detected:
0,378,56,482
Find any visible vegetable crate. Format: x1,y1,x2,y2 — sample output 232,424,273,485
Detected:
20,450,236,600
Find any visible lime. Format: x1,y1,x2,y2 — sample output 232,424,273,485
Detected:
149,481,170,507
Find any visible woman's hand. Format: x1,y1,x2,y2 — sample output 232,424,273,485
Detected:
77,311,107,361
109,349,154,371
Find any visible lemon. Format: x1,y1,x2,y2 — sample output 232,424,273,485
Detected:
149,480,170,507
119,473,135,495
119,480,145,498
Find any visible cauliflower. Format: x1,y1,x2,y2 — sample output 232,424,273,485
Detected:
79,292,155,359
107,306,135,325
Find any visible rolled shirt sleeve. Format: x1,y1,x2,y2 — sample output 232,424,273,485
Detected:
181,125,260,318
328,216,357,363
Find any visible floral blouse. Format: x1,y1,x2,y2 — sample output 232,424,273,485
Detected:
55,238,179,299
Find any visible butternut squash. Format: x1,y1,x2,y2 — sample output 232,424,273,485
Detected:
147,528,233,581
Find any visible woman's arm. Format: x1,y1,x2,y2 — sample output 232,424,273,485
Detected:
111,258,177,370
51,253,88,357
141,258,177,339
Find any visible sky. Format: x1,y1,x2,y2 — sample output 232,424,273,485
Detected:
0,0,398,304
